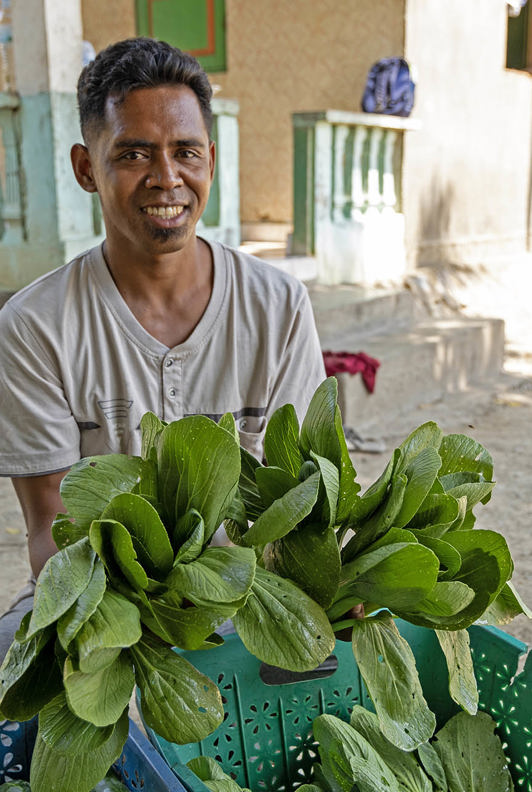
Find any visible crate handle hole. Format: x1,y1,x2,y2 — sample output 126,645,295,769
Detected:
259,654,339,686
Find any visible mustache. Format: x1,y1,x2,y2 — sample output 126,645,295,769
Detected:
142,193,188,204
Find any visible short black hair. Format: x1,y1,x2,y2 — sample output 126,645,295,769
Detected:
77,37,213,142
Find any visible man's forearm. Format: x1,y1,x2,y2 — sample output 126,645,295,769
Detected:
27,525,60,577
12,470,69,577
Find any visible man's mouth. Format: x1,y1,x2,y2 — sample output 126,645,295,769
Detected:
143,205,185,218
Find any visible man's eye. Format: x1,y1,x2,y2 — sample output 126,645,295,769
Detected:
122,151,145,160
178,149,197,159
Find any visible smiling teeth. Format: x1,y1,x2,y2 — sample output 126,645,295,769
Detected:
145,206,184,218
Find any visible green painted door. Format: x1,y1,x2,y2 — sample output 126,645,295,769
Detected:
136,0,226,72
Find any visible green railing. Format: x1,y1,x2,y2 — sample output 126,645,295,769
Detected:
198,97,240,247
0,91,23,243
292,110,419,285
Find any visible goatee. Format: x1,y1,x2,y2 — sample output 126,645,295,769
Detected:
148,226,183,243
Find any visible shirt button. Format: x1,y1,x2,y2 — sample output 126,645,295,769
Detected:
165,358,174,367
239,418,247,430
168,387,176,398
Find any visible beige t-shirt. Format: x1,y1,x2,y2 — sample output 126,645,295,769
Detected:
0,240,325,475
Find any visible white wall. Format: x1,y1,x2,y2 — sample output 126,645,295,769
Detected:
404,0,532,268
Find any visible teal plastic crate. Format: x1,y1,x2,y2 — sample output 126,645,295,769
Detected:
0,717,187,791
141,620,532,791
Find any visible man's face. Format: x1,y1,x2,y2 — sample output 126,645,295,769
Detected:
77,84,215,260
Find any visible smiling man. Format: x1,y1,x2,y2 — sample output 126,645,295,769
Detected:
0,38,325,660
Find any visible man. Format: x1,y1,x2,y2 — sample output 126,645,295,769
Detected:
0,37,325,660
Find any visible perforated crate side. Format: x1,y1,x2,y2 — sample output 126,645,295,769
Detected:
469,624,532,791
143,622,532,792
0,717,37,783
142,635,366,792
117,720,190,791
0,717,186,791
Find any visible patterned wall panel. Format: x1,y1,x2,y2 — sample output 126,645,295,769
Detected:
210,0,405,225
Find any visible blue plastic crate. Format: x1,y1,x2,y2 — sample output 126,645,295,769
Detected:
0,716,187,791
141,621,532,792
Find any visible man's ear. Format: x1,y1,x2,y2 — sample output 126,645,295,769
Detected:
71,143,98,193
209,140,216,183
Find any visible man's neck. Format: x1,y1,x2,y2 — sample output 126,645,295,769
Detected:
102,236,214,348
103,234,206,294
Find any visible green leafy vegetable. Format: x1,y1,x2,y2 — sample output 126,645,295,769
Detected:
26,539,96,638
100,493,174,576
130,634,223,743
432,710,514,791
226,377,527,749
57,559,107,650
351,612,436,750
349,705,433,792
240,472,321,547
313,712,401,791
1,378,527,789
59,455,144,535
63,651,135,726
264,523,341,608
435,629,478,714
74,589,141,673
264,402,304,476
0,407,341,792
187,756,252,792
0,618,62,721
157,415,241,542
311,709,513,792
30,694,129,792
232,566,335,671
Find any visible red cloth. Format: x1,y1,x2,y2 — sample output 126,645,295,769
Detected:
322,351,381,394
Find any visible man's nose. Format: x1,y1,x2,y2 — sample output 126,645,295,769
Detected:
145,155,184,189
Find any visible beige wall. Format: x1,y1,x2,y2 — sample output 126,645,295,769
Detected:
80,0,405,227
81,0,136,52
212,0,405,225
403,0,532,267
79,0,532,267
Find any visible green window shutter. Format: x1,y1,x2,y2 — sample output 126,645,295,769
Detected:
507,3,530,70
136,0,226,72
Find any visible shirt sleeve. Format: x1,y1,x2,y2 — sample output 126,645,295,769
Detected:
265,286,326,424
0,302,81,476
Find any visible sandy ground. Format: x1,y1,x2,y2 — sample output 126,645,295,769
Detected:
1,254,531,648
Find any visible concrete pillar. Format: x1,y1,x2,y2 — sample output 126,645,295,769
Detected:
199,98,241,248
0,0,102,291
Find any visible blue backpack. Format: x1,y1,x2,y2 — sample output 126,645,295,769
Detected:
361,57,415,117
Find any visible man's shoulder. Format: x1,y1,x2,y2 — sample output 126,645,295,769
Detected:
213,240,308,302
1,246,100,325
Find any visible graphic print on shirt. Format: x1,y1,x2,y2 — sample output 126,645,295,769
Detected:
98,398,134,441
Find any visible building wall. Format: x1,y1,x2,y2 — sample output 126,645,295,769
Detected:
78,0,532,268
81,0,136,51
211,0,405,226
403,0,532,268
80,0,405,228
0,0,102,291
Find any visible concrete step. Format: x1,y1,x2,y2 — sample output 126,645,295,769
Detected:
326,315,505,434
309,284,420,344
303,279,505,435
